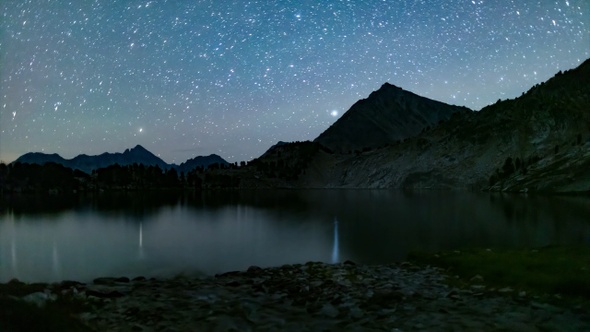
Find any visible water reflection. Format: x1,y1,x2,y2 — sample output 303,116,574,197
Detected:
0,192,183,219
1,190,589,283
332,218,339,264
52,241,60,278
138,222,144,260
11,234,17,277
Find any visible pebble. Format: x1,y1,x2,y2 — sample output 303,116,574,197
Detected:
7,262,590,331
470,274,484,282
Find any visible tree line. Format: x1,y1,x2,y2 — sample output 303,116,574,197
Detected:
0,141,328,194
0,161,241,194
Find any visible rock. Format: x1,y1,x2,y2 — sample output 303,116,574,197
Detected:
309,280,323,288
531,302,560,312
399,261,413,268
247,265,264,275
445,290,458,298
470,285,486,291
368,289,405,306
59,280,85,289
22,291,57,307
470,274,484,283
348,306,364,319
65,261,590,331
132,276,146,282
115,277,130,283
498,287,514,293
93,277,117,285
225,280,241,287
319,303,339,318
86,289,126,299
215,271,241,278
343,260,356,266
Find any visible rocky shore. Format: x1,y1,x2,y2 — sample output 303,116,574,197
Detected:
5,261,590,331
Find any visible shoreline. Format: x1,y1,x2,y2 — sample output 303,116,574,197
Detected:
2,261,589,331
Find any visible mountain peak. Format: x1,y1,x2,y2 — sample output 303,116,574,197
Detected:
176,153,229,173
380,82,402,90
15,152,66,165
314,83,471,153
124,145,154,157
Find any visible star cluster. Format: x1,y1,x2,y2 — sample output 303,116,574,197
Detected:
1,0,588,163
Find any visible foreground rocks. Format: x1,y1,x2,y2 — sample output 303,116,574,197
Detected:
6,262,590,331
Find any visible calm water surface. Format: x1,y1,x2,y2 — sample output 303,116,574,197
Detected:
1,190,589,282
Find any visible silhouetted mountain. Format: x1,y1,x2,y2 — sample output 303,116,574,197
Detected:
314,83,470,153
8,59,590,193
15,152,67,165
65,145,169,173
297,58,590,192
12,145,228,174
177,154,229,174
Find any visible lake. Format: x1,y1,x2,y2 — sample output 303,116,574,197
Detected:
1,190,589,283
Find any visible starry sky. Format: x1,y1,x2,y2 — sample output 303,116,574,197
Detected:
1,1,588,164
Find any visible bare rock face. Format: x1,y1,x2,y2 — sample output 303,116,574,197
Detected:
314,83,470,153
304,58,590,192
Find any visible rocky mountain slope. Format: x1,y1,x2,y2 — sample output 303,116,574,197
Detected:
297,59,590,192
314,83,470,153
8,59,589,193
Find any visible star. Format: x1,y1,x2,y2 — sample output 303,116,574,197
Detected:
0,0,588,163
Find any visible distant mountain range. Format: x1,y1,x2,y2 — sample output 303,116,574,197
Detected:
13,145,228,174
10,58,590,192
176,154,229,174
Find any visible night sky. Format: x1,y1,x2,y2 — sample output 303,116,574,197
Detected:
1,1,588,164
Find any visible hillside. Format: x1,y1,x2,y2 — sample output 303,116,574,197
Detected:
6,59,589,193
299,59,590,192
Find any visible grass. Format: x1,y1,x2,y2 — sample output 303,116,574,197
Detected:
0,297,92,332
408,246,590,301
0,280,92,332
2,247,589,329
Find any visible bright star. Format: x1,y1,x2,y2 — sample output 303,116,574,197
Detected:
330,110,339,117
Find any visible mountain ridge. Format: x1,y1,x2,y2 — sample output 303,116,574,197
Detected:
314,82,471,153
13,145,228,174
7,58,590,192
177,154,229,174
299,58,590,192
